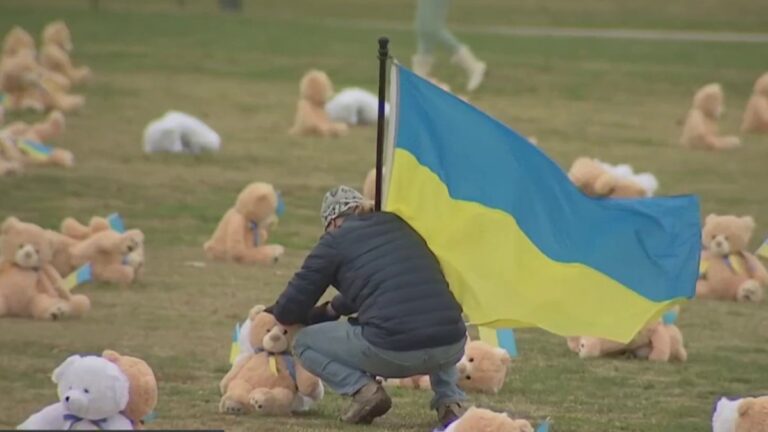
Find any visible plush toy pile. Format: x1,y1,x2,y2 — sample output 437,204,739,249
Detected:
17,351,157,430
680,83,741,150
219,305,324,416
713,396,768,432
143,110,221,154
567,157,658,198
696,214,768,302
204,181,285,265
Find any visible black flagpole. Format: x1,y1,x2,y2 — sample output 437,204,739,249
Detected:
375,37,389,212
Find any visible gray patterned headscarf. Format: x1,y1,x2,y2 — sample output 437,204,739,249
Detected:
321,185,364,228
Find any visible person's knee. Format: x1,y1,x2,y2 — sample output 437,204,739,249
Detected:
292,327,314,356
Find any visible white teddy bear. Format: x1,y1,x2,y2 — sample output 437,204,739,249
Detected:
17,355,133,430
325,87,389,126
143,110,221,154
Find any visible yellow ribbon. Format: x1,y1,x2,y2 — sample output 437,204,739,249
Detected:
268,355,278,375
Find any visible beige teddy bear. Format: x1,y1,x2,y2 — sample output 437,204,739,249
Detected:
0,53,84,113
41,20,74,53
444,407,534,432
680,83,741,150
0,217,90,320
2,26,35,58
2,110,66,143
696,214,768,302
289,69,348,137
219,306,323,416
64,228,145,286
741,72,768,134
39,44,91,86
102,350,158,429
204,182,284,265
567,157,650,198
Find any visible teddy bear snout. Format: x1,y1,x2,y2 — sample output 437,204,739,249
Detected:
15,244,38,267
268,332,282,343
62,391,87,413
711,236,730,254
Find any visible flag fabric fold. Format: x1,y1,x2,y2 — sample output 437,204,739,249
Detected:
382,64,701,343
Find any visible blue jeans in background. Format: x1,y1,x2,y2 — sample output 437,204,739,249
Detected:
293,321,467,410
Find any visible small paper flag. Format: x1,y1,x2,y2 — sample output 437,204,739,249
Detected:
478,326,518,357
536,418,552,432
698,260,709,278
228,323,240,365
62,263,92,292
757,238,768,260
141,411,157,423
107,213,125,233
662,308,679,325
276,192,286,217
17,139,54,161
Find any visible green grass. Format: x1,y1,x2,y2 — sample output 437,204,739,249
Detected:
1,1,768,431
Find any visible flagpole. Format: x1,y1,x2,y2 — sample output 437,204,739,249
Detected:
375,36,389,212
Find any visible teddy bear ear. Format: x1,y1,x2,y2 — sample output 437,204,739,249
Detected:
52,355,82,383
248,304,267,320
705,213,718,223
102,350,120,363
1,217,20,234
740,216,756,231
738,398,755,416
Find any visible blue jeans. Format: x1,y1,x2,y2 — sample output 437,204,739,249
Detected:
293,321,467,410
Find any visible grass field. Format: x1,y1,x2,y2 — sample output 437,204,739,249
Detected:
1,1,768,431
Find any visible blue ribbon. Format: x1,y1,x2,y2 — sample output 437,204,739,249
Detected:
276,192,285,217
63,413,108,430
249,221,261,246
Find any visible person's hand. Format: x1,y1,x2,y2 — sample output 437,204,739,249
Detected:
306,301,340,325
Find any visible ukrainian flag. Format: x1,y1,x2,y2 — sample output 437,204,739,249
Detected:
382,65,701,343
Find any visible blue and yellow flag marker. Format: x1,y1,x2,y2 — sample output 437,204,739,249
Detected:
276,192,286,217
477,326,518,357
16,139,54,161
757,237,768,260
662,308,679,325
229,323,241,365
536,418,552,432
62,263,92,292
383,64,701,343
107,213,125,233
141,411,157,424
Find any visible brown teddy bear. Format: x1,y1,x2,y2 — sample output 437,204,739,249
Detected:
0,217,90,320
736,397,768,432
219,305,323,416
102,350,158,429
696,214,768,302
567,157,650,198
289,69,348,137
2,26,35,58
60,215,111,240
65,228,145,286
741,72,768,134
42,20,74,53
443,407,534,432
385,339,512,394
567,315,687,362
39,44,91,86
680,83,741,150
204,182,284,265
0,53,84,113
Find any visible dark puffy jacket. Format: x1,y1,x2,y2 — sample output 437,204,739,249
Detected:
271,211,466,351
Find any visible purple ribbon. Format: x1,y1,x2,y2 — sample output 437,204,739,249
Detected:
63,413,108,430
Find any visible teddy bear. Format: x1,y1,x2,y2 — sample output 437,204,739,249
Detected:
219,305,324,416
325,87,389,126
696,214,768,302
680,83,741,150
382,375,432,390
567,315,687,362
42,20,75,53
64,228,145,286
204,181,285,265
567,157,655,198
440,407,534,432
60,215,112,240
741,72,768,134
456,340,512,394
0,53,84,113
0,217,90,320
142,110,221,154
289,69,349,137
39,44,92,86
2,109,67,142
0,118,75,168
713,396,768,432
2,26,35,58
102,350,158,429
17,355,134,430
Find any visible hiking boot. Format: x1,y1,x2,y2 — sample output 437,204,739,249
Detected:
340,381,392,424
436,402,466,428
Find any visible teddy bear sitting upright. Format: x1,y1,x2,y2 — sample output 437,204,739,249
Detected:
289,69,348,137
696,214,768,302
680,83,741,150
17,355,134,430
741,72,768,134
219,305,324,416
0,217,90,320
204,182,285,265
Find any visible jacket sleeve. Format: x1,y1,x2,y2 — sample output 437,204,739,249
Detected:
331,294,358,316
271,234,340,325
